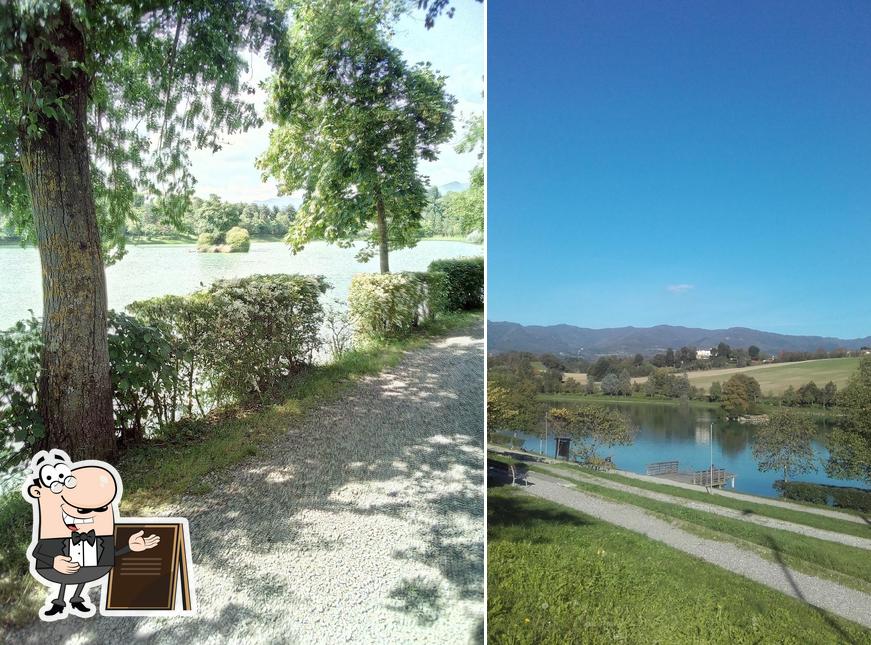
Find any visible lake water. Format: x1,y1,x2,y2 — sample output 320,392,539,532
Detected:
515,402,869,498
0,240,481,328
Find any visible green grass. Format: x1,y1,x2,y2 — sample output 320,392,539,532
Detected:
540,392,720,410
544,462,871,538
540,392,841,420
488,485,871,644
537,469,871,593
0,310,481,633
678,357,860,395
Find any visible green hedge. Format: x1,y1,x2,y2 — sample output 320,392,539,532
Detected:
774,480,871,512
428,257,484,311
348,273,430,339
0,274,329,467
130,274,328,407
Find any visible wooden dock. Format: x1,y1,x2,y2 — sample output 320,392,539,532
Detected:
646,461,736,489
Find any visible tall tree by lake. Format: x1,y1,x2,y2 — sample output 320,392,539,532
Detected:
827,356,871,485
0,1,284,460
258,0,456,273
752,411,816,482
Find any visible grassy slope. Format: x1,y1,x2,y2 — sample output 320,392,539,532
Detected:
681,357,860,394
538,469,871,593
566,357,859,396
547,463,871,538
0,311,482,631
488,486,870,644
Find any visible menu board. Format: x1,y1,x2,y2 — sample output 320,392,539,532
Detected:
104,522,193,612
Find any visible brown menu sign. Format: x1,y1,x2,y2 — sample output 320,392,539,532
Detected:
105,522,193,612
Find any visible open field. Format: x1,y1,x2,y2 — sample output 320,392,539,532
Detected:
488,484,871,643
566,357,860,395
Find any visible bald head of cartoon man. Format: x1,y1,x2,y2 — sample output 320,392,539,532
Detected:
24,450,159,621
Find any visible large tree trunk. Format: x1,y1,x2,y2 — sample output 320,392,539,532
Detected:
19,7,116,461
375,195,390,273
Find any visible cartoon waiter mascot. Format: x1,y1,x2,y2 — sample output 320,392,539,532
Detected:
22,449,160,621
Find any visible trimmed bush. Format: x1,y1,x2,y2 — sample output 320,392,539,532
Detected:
131,274,328,406
774,480,871,512
225,226,251,252
428,257,484,311
348,273,427,339
197,232,219,247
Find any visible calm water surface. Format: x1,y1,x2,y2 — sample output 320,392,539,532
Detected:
517,402,869,497
0,240,481,328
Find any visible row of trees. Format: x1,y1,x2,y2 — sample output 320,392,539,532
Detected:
127,195,296,240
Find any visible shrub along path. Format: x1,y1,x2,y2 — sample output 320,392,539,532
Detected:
14,321,484,644
537,464,871,550
521,471,871,630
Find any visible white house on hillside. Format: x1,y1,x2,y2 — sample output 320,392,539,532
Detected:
696,349,712,360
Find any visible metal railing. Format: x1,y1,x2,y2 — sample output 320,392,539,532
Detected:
646,460,679,476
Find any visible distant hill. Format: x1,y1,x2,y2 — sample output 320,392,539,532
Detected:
488,321,871,358
254,195,301,209
437,181,467,194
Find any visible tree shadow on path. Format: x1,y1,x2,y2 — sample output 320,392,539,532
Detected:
14,322,485,644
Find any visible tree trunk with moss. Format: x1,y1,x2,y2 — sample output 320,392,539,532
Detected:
19,9,115,461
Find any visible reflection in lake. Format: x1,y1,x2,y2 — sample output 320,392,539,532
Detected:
518,401,869,498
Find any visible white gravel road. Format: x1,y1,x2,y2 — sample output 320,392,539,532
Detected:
537,464,871,550
522,471,871,630
13,322,485,644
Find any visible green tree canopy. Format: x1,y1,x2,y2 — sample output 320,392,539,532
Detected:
752,410,817,482
0,1,284,459
721,373,761,418
258,0,456,272
548,405,637,463
826,357,871,484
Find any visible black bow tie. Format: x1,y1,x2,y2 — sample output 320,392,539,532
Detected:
70,529,96,546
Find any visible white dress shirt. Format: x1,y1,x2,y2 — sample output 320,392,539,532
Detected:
68,534,98,567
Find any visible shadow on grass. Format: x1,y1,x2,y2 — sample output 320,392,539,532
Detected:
11,320,485,643
763,534,859,645
488,487,592,536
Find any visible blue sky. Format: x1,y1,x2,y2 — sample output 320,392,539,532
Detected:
188,3,484,203
488,0,871,338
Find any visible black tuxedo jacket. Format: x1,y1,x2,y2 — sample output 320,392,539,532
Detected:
32,535,131,569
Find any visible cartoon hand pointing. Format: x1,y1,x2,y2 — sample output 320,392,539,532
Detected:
129,530,160,552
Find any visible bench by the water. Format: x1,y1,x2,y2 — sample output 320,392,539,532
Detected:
646,461,736,489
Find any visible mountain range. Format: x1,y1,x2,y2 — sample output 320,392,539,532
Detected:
488,321,871,358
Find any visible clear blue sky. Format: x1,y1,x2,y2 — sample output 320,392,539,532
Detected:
487,0,871,339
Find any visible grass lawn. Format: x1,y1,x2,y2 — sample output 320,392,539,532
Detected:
546,463,871,538
541,471,871,594
539,392,841,420
0,311,482,632
540,392,719,410
566,357,860,396
682,357,860,395
488,485,871,644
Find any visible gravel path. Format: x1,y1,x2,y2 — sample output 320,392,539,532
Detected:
537,464,871,550
15,322,485,644
522,471,871,630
